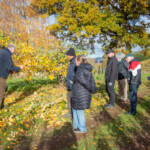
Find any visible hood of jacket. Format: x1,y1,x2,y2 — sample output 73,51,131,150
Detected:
78,63,93,72
130,57,139,64
4,47,12,55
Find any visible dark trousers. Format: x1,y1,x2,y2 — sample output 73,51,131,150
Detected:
129,84,139,114
67,91,72,114
0,78,7,109
106,81,115,105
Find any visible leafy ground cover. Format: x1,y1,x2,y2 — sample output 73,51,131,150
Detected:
68,94,150,150
0,73,149,150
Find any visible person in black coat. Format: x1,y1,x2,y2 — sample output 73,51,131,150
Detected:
65,48,76,117
0,44,23,109
116,54,129,103
125,53,141,115
105,49,118,108
72,55,96,133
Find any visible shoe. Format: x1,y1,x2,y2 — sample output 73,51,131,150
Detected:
121,100,127,103
104,104,114,108
117,98,121,101
125,111,136,115
63,113,72,117
73,129,86,133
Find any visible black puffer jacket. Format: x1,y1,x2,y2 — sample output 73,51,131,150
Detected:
72,63,96,110
118,59,129,80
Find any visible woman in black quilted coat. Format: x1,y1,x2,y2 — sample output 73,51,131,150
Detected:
72,55,96,133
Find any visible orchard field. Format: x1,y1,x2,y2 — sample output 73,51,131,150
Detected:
0,0,150,149
0,72,150,150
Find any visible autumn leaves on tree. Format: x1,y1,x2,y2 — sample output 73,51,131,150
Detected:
0,0,150,81
0,0,69,81
32,0,150,55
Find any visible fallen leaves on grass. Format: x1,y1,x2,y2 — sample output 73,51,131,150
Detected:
0,84,106,149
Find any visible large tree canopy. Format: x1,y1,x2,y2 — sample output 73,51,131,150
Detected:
31,0,149,54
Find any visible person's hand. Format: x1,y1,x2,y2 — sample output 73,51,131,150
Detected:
20,65,24,70
108,82,113,86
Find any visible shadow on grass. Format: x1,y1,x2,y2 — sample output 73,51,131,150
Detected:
94,105,150,150
7,78,58,94
143,81,150,89
6,78,58,108
96,83,108,98
115,99,129,110
137,96,150,114
37,122,78,150
97,83,106,91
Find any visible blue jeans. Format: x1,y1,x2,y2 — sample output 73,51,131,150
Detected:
72,108,86,133
129,84,139,114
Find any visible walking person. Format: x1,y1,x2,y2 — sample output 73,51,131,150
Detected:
125,54,141,115
65,48,76,117
116,53,129,103
105,49,118,108
0,44,23,110
72,55,96,133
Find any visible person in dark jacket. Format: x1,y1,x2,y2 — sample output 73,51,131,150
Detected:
105,49,118,108
0,44,23,109
116,54,129,103
72,55,96,133
125,54,141,115
65,48,76,117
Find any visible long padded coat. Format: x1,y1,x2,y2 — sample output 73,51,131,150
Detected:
72,63,96,110
105,55,118,83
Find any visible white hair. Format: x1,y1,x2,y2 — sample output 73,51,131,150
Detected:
7,44,16,50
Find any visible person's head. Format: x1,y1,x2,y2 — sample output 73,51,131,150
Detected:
117,57,121,61
76,55,88,66
116,55,122,62
124,53,134,62
116,52,125,62
7,44,16,54
66,48,76,60
107,49,115,58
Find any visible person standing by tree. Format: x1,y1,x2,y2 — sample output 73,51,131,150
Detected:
116,53,129,103
72,55,96,133
105,49,118,108
65,48,76,117
125,54,141,115
0,44,23,110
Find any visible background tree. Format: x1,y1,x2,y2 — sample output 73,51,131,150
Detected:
31,0,150,54
0,0,73,82
133,51,149,61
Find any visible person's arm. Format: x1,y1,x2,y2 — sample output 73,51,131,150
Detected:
5,54,21,72
76,71,91,91
123,59,129,70
123,59,130,81
69,61,76,83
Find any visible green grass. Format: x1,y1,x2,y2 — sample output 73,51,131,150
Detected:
6,78,57,93
64,94,150,150
62,73,150,150
0,73,149,150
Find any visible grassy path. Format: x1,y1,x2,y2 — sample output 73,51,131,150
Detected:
72,90,150,150
36,88,150,150
0,73,149,150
